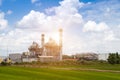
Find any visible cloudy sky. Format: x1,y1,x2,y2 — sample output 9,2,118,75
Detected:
0,0,120,56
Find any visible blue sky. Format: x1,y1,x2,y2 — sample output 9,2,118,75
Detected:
0,0,120,56
1,0,100,25
1,0,62,24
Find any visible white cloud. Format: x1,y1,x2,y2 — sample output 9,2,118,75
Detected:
81,0,120,25
104,32,116,41
0,29,42,54
6,10,13,15
0,12,8,30
17,0,84,32
17,10,47,31
118,24,120,28
83,21,109,32
48,0,84,16
106,7,110,12
104,30,119,41
31,0,38,4
83,20,118,41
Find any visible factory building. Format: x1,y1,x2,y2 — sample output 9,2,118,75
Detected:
22,29,63,62
9,53,22,63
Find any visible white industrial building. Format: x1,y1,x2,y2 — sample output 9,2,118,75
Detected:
9,53,22,63
22,29,63,62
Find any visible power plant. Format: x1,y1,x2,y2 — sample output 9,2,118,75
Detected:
22,29,63,62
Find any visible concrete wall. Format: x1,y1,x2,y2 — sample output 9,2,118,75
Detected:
22,58,37,62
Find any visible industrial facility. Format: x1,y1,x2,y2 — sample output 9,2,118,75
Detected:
21,29,63,62
75,53,98,61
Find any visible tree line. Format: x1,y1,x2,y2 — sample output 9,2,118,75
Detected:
107,52,120,64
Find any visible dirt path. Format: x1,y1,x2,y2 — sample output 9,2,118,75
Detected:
14,65,120,73
51,67,120,73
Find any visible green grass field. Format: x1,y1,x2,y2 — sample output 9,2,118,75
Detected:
0,65,120,80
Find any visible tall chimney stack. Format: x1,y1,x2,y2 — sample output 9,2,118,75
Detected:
59,28,63,61
41,34,45,48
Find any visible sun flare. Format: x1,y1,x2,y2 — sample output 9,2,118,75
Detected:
51,32,59,44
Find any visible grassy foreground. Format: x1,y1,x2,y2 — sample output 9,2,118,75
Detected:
0,66,120,80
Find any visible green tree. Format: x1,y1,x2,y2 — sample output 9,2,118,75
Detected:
107,52,120,64
107,53,116,64
115,52,120,64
